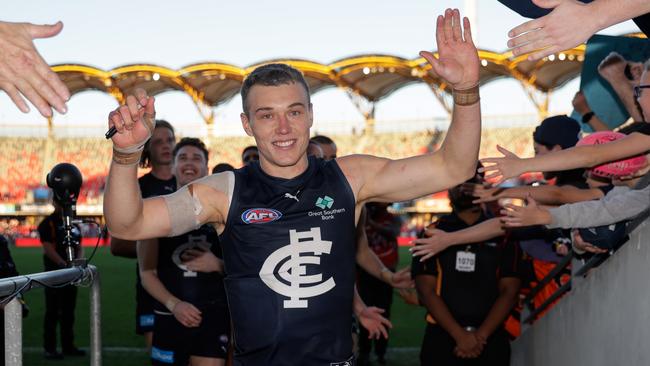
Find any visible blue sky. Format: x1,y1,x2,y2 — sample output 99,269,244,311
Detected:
0,0,639,135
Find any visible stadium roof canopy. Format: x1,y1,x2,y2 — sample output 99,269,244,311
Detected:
52,33,645,126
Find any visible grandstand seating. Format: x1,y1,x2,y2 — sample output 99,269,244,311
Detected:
0,137,45,202
0,127,536,205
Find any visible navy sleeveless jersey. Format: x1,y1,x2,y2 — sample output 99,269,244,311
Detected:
220,156,357,366
138,172,176,199
155,225,227,312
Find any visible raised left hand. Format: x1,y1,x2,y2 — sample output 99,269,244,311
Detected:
420,8,479,90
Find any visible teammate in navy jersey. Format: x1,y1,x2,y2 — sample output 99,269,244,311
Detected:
139,137,230,366
105,9,481,365
109,120,176,351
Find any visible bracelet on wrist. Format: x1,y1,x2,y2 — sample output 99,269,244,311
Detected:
112,147,143,166
452,84,480,106
581,111,595,124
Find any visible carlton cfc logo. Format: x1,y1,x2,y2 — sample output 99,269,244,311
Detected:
260,227,335,308
241,208,282,224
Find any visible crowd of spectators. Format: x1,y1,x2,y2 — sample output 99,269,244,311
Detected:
0,128,538,207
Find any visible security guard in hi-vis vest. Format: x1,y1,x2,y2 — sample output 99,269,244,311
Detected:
104,8,482,365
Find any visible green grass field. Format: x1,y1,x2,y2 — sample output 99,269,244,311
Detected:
10,247,424,365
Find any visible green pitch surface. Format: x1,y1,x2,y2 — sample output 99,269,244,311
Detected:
10,246,424,365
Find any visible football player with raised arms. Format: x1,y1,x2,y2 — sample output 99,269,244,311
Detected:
104,8,481,365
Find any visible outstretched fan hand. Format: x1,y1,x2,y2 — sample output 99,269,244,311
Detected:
479,145,526,185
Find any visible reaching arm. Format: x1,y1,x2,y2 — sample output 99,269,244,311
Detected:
466,183,605,205
356,214,390,282
137,239,202,328
572,91,611,132
410,219,505,261
356,226,412,288
547,186,650,229
356,209,412,288
338,9,481,204
500,187,650,229
481,133,650,184
508,0,650,61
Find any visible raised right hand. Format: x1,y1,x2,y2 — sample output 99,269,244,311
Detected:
107,88,156,150
420,8,479,90
171,301,202,328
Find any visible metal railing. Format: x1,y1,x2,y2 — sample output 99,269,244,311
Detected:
1,265,101,366
520,205,650,329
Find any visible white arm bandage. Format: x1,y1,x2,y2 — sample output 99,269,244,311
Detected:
162,171,235,237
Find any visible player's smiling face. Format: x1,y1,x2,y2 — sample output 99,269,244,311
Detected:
173,145,208,186
241,83,313,179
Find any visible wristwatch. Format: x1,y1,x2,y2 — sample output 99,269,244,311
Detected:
581,111,595,124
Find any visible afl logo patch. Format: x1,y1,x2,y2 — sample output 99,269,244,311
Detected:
241,208,282,224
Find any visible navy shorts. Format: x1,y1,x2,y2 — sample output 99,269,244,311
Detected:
136,282,155,334
151,303,230,365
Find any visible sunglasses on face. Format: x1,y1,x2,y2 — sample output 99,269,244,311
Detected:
634,85,650,99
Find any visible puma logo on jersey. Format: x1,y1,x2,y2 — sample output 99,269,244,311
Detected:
259,227,335,308
284,192,299,202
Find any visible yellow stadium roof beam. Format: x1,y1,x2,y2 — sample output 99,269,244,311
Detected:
49,32,643,129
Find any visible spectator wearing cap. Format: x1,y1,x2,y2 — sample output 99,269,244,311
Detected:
532,115,584,186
